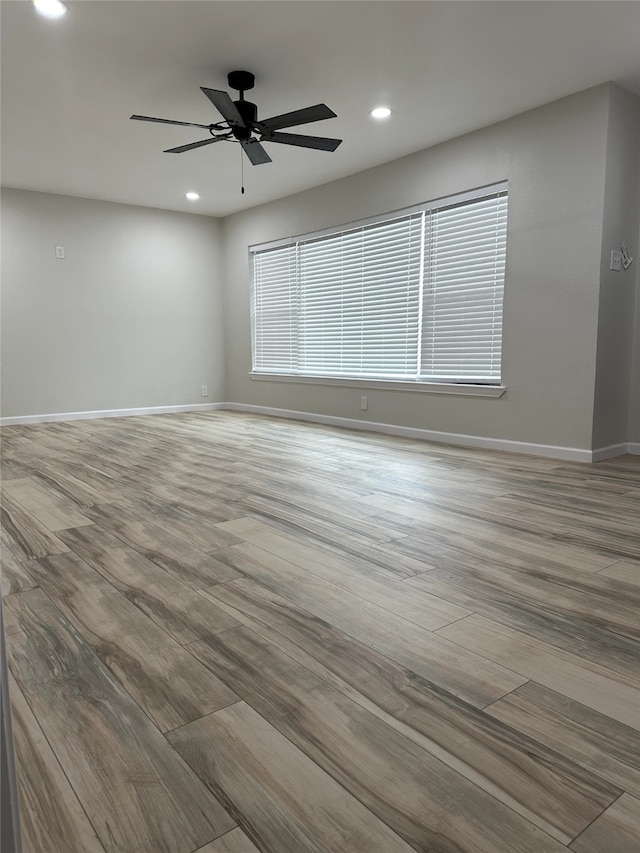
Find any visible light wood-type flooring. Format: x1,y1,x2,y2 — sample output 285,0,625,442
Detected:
1,411,639,853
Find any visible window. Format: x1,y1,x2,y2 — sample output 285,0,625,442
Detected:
250,183,507,387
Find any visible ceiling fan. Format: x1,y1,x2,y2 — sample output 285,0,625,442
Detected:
131,70,342,165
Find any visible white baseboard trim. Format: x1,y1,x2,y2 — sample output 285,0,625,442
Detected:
3,400,636,463
591,443,631,462
0,402,225,427
220,402,594,462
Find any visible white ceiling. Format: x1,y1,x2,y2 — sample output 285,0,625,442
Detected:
2,1,639,217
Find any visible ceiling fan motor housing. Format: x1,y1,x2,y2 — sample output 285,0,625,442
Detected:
233,99,258,140
228,71,258,139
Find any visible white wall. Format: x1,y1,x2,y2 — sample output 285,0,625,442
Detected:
630,237,640,446
592,86,640,450
1,189,224,417
222,86,610,451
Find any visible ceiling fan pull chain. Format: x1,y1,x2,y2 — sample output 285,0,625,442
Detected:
241,145,245,194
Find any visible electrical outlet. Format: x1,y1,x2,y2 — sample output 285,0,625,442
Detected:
201,385,208,397
55,246,65,259
610,250,622,272
360,395,368,411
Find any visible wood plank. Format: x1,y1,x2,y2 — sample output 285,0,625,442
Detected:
122,493,244,551
194,828,261,853
132,480,247,523
0,492,70,561
57,524,240,644
217,515,430,578
359,494,615,572
200,578,622,844
2,477,92,530
242,491,407,545
597,561,640,587
405,565,640,678
362,491,569,538
488,490,640,530
437,614,640,729
9,671,106,853
1,459,29,480
6,588,236,853
242,501,408,555
83,503,242,589
29,552,239,731
214,516,470,629
1,548,37,596
169,700,419,853
207,543,527,706
246,484,382,522
408,552,640,637
485,681,640,798
570,794,640,852
239,466,373,509
555,527,640,562
34,447,129,502
30,463,116,507
381,512,615,577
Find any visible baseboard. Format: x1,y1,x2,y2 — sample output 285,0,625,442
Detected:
0,402,225,426
220,402,594,462
3,400,635,463
591,443,631,462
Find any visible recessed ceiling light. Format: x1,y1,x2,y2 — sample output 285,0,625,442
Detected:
185,192,200,201
33,0,67,19
371,107,392,120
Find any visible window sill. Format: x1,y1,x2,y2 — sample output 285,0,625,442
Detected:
249,373,506,398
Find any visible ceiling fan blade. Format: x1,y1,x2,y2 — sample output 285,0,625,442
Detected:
131,114,213,129
200,88,245,128
257,104,337,132
265,132,342,152
164,137,225,154
241,138,272,165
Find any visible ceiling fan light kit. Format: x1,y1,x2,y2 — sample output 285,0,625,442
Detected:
131,70,342,167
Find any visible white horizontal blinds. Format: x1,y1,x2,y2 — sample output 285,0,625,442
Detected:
251,184,508,385
251,244,298,373
297,214,424,378
421,193,508,382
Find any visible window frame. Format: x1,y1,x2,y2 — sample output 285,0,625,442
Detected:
249,181,508,397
